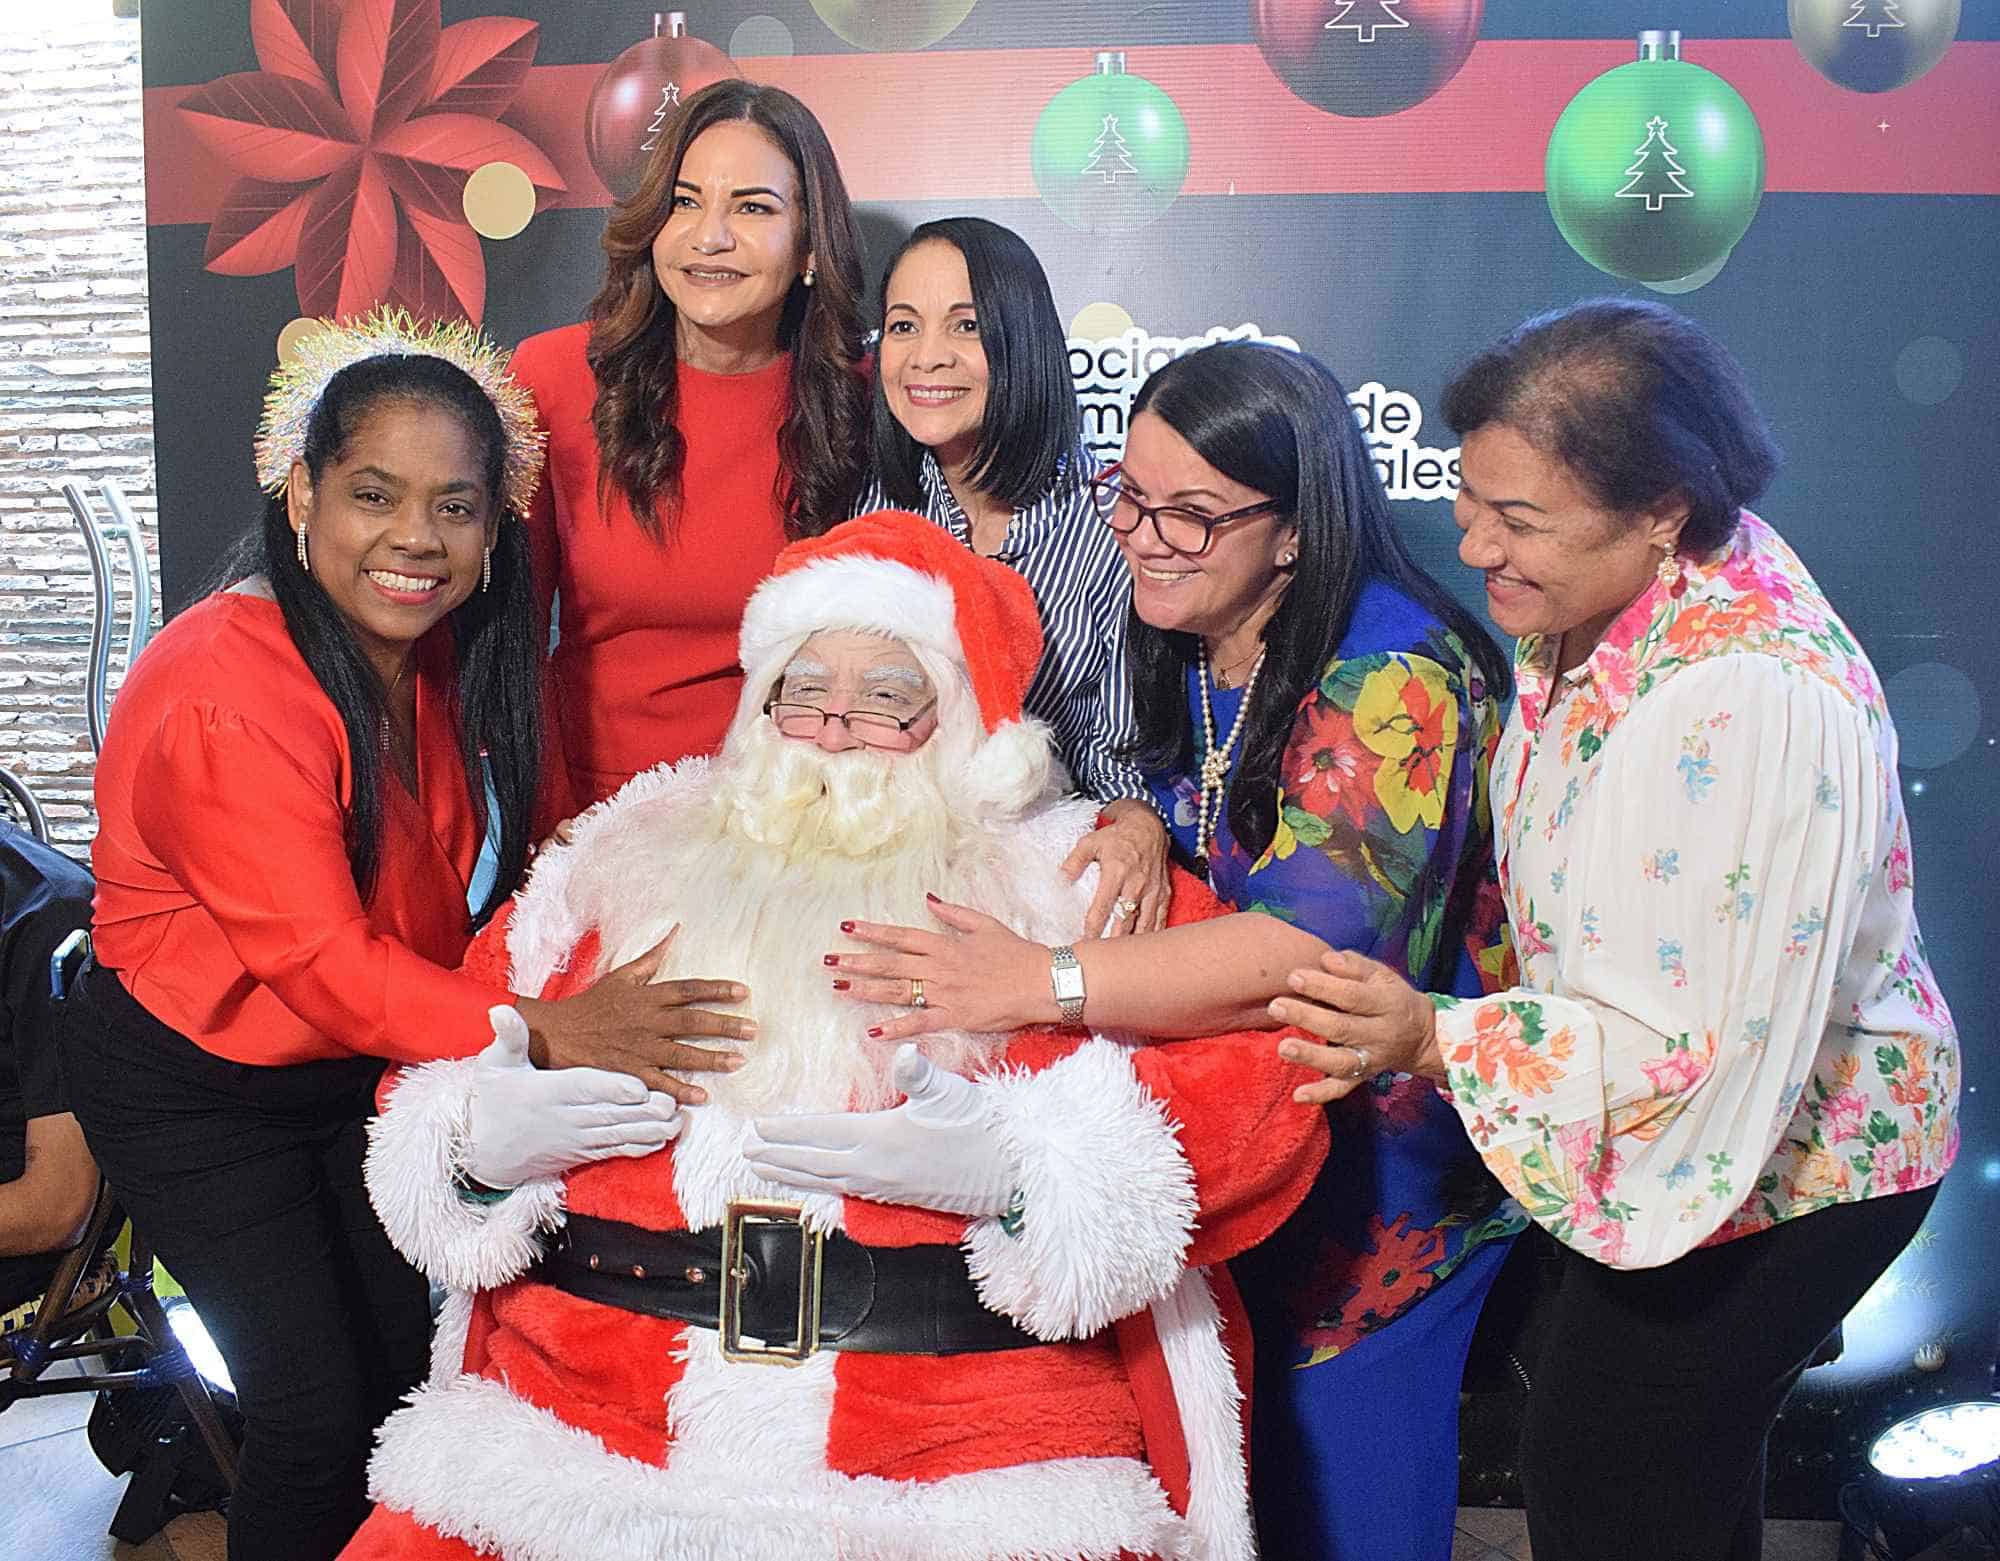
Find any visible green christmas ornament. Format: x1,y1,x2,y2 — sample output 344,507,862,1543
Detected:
1788,0,1960,94
809,0,977,51
1032,52,1190,236
1642,248,1731,295
1545,31,1765,284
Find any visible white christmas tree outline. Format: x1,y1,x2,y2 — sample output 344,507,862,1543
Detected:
1842,0,1906,38
1324,0,1410,44
1083,114,1139,184
640,80,683,154
1615,115,1695,212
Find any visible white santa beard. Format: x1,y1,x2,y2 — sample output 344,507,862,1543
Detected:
587,723,1032,1115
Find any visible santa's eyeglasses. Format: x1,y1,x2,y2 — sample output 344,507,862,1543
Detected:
763,697,938,751
1087,463,1283,559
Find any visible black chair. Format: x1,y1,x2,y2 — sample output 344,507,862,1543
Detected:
0,929,241,1541
0,1173,242,1540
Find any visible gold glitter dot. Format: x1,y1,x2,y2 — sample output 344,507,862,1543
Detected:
276,317,329,362
463,162,537,241
1068,301,1134,340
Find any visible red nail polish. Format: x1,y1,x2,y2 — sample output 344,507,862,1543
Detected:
866,1026,884,1039
925,892,940,903
839,920,855,934
832,980,850,992
822,954,840,967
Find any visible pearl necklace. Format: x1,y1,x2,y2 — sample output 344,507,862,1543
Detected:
1194,644,1265,873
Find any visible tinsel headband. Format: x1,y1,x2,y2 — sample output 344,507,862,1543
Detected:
252,307,546,518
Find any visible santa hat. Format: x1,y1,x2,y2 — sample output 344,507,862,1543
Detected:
733,510,1056,812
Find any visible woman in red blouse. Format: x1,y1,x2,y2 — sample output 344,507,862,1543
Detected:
66,322,749,1561
511,80,869,814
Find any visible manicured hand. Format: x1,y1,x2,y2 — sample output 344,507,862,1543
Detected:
1266,949,1447,1105
515,925,755,1105
1062,800,1172,938
825,898,1055,1042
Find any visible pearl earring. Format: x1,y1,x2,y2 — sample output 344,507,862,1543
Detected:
1656,549,1682,590
296,524,309,574
480,546,492,594
802,266,816,287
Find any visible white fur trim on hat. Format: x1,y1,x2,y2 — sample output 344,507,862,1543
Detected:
740,555,961,691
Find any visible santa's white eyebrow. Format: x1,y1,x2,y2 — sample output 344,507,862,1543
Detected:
782,657,830,681
862,665,927,690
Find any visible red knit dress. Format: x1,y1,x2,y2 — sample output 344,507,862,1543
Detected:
509,323,793,815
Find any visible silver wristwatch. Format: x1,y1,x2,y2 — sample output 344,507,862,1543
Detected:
1049,944,1085,1025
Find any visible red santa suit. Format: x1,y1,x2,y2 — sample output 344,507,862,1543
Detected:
347,515,1328,1561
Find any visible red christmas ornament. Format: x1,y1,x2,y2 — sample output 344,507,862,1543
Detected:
1252,0,1483,118
585,11,740,202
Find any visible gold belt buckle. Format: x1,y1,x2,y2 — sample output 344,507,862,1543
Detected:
718,1200,823,1365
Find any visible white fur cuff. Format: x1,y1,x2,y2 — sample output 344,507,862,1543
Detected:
964,1039,1197,1340
364,1060,567,1292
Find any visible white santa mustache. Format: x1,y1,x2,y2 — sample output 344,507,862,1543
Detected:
582,721,1037,1115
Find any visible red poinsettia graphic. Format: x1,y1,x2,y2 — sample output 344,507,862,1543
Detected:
179,0,563,324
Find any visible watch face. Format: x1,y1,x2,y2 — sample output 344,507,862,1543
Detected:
1053,965,1086,1001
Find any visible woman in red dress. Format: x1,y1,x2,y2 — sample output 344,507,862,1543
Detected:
510,80,870,814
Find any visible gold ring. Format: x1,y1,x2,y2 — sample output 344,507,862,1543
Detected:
910,978,926,1010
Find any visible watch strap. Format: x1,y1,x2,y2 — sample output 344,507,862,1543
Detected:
1049,944,1085,1025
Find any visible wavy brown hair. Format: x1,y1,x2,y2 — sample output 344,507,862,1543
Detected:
585,80,868,543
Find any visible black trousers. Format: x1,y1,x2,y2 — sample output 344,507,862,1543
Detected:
63,961,431,1561
1521,1181,1939,1561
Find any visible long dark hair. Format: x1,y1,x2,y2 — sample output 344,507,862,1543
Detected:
870,216,1083,511
1441,298,1780,554
587,79,868,541
1127,342,1513,859
233,354,542,928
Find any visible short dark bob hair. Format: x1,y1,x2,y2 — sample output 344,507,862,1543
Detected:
1440,298,1780,554
870,216,1083,512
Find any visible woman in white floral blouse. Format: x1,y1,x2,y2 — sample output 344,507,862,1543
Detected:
1268,299,1957,1561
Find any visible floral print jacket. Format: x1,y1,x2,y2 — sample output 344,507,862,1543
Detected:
1434,513,1958,1269
1151,578,1522,1363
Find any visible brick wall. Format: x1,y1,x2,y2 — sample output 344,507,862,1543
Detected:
0,10,153,849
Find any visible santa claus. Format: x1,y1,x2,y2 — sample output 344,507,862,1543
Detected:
344,512,1327,1561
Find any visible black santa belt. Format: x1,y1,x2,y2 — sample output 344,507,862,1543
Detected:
528,1205,1044,1363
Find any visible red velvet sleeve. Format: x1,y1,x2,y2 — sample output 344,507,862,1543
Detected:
1002,864,1328,1269
132,702,504,1065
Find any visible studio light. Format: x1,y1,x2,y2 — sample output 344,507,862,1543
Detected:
162,1296,235,1398
1862,1400,2000,1558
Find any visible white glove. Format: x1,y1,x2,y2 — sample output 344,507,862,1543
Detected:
465,1006,683,1190
743,1044,1017,1218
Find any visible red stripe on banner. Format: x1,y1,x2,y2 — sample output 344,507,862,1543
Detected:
143,38,2000,225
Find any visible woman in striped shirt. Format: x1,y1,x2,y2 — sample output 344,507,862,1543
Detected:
859,217,1169,937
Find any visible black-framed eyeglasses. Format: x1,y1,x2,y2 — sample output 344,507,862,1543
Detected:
1087,463,1284,559
763,696,939,750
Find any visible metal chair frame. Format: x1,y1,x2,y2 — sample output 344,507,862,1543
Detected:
59,478,155,756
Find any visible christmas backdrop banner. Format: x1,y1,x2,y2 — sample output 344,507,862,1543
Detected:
137,0,1998,1512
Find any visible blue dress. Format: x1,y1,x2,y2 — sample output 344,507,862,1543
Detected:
1146,579,1524,1561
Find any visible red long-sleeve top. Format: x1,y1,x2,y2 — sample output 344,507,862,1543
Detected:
509,324,793,813
90,592,503,1067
